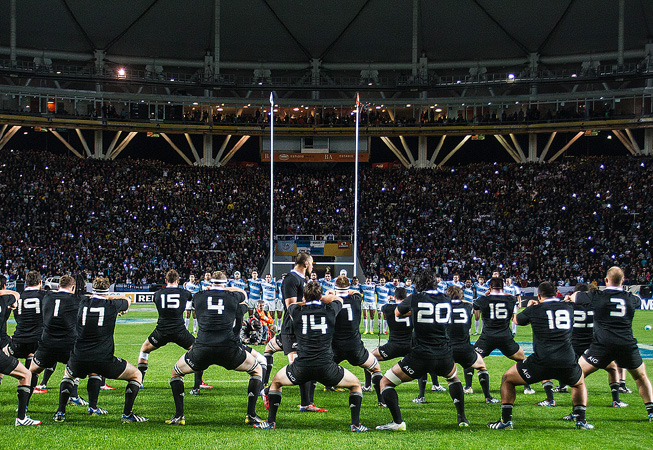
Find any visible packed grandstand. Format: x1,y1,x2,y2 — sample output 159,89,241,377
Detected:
1,148,650,287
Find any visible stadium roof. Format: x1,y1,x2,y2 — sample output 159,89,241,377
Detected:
2,0,651,69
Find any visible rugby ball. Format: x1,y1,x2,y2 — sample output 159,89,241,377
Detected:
645,325,652,330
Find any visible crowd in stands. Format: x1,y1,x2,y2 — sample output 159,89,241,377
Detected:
0,149,651,288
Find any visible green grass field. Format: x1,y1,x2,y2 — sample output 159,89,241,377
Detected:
1,305,652,450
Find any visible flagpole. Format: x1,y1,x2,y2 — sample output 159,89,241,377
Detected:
354,93,360,278
269,92,275,277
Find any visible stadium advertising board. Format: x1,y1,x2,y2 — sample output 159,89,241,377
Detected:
123,292,155,303
261,152,368,162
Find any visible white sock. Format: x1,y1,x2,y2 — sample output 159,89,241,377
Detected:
511,322,517,334
364,319,368,332
185,318,189,329
193,318,198,332
474,319,479,333
383,320,388,333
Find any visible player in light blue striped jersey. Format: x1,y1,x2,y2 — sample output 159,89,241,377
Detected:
273,274,285,329
473,276,488,335
247,270,263,316
503,277,522,336
375,278,390,334
463,280,475,302
386,277,403,301
361,277,377,334
230,271,247,290
436,276,448,294
199,272,211,291
183,274,200,333
404,277,415,296
349,275,361,294
319,272,336,292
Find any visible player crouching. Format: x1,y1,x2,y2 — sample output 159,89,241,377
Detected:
254,281,369,432
488,282,593,430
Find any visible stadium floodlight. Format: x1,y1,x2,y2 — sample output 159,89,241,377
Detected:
117,67,126,79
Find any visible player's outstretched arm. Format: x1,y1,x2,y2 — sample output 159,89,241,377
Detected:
0,289,19,300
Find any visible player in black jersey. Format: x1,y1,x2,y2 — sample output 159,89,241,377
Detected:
0,275,41,425
577,267,653,422
377,270,469,431
60,277,148,423
27,275,83,421
548,283,624,408
473,277,535,395
331,275,383,405
7,270,46,395
137,269,204,393
254,281,368,432
488,282,593,430
368,287,412,403
261,252,325,412
445,285,499,403
166,271,264,426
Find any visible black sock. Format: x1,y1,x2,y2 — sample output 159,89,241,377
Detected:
501,404,513,423
71,379,79,398
524,384,531,390
193,371,202,390
381,387,403,424
88,375,102,409
263,353,274,385
478,370,491,399
619,379,627,390
573,404,587,422
58,379,74,414
41,364,56,386
123,380,140,416
464,368,474,389
449,381,466,420
24,357,32,370
610,382,620,402
267,390,282,424
309,381,316,404
371,372,383,403
247,376,263,416
364,371,372,388
349,392,362,425
431,374,440,386
645,402,653,415
543,381,554,402
418,375,427,398
29,371,38,394
299,381,311,407
138,363,148,384
170,377,185,418
17,385,30,420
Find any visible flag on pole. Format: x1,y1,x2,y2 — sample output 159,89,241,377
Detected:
356,92,360,107
269,92,275,105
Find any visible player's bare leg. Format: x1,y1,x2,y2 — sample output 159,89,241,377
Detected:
508,347,534,394
626,363,653,419
137,339,157,384
262,335,282,386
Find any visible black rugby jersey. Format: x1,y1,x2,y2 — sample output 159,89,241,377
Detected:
72,295,129,361
41,290,82,348
589,288,640,346
154,286,193,333
448,299,473,346
280,270,306,336
333,292,363,345
12,288,46,343
0,294,16,346
516,299,576,367
193,288,245,346
382,302,413,345
290,300,342,367
571,292,594,349
473,294,517,338
397,290,452,355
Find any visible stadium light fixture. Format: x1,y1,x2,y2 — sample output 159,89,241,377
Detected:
117,67,126,79
508,73,515,80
